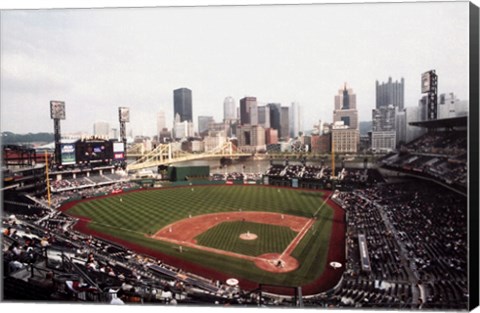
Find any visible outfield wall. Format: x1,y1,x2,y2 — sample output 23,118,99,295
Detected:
167,165,210,181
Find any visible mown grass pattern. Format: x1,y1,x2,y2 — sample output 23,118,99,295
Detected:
67,186,335,286
195,221,297,256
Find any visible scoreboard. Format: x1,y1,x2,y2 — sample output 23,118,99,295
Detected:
113,142,125,160
75,140,113,165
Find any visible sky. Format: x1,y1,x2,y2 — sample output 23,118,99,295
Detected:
0,0,471,137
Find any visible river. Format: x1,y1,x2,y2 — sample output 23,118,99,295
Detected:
127,153,373,175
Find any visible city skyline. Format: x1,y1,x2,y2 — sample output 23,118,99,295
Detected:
0,2,470,137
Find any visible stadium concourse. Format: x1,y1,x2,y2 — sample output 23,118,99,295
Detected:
1,130,469,309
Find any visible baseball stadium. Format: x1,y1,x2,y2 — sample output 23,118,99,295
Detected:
1,112,474,309
2,1,479,310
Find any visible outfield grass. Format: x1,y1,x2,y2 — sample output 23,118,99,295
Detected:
195,221,297,256
66,185,335,286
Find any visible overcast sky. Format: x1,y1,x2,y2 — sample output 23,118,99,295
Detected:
0,1,470,137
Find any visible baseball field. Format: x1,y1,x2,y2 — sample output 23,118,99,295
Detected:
61,185,345,294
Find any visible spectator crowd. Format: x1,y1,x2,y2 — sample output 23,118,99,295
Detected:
381,131,467,191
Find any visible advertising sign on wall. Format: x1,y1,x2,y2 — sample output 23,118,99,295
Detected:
61,144,76,165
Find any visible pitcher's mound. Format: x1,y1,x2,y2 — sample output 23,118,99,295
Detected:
254,253,299,273
239,232,258,240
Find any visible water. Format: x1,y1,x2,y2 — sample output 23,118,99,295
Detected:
129,155,369,174
175,157,368,174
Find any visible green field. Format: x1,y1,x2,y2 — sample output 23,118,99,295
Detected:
195,221,297,256
66,186,335,286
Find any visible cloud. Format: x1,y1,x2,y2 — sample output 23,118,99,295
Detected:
0,2,470,136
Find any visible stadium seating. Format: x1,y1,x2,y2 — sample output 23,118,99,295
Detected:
325,180,468,309
1,152,469,309
381,131,467,191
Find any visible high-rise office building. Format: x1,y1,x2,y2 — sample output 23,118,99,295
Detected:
332,84,359,153
376,77,405,110
281,106,290,141
240,97,258,125
223,97,236,121
418,95,428,122
266,103,290,141
372,105,396,132
372,77,405,151
333,84,359,129
174,88,193,122
371,104,396,152
268,103,281,133
257,105,271,129
289,102,302,138
94,121,110,138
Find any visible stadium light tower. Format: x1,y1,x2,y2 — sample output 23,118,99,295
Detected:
50,101,66,166
118,107,130,164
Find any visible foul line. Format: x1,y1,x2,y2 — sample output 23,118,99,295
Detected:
313,192,333,218
277,192,332,261
278,218,315,261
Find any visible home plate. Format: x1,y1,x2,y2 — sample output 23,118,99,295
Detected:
254,253,299,273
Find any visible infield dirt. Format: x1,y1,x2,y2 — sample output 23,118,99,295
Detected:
151,211,313,273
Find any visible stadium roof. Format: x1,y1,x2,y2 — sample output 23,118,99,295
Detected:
409,116,467,129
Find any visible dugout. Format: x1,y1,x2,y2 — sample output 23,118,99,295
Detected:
167,165,210,182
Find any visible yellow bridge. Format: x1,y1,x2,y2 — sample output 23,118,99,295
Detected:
126,141,251,171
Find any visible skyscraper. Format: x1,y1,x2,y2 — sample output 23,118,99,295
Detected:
371,105,396,152
333,84,359,130
173,88,192,122
372,105,396,132
418,95,428,122
223,97,236,121
332,84,359,153
373,77,405,151
257,105,271,128
289,102,302,138
280,106,290,141
239,97,258,125
268,103,281,133
266,103,291,141
376,77,405,110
